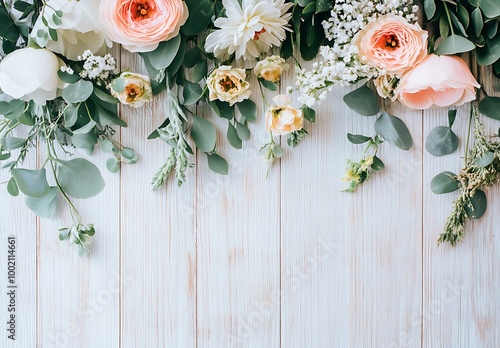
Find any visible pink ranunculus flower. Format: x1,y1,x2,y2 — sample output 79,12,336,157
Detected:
99,0,188,53
354,15,428,75
396,54,480,110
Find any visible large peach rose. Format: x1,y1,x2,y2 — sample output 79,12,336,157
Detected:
396,54,480,110
354,15,428,75
99,0,188,53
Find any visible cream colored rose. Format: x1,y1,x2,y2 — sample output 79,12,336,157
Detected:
111,72,152,108
374,74,399,101
265,95,303,136
396,54,480,109
354,15,428,75
207,66,251,106
254,55,289,83
0,48,65,105
30,0,111,60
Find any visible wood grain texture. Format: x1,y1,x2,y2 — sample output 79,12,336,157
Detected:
423,65,500,348
196,76,281,348
119,51,197,348
280,64,423,347
0,129,36,348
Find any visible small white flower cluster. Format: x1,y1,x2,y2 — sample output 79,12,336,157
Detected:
78,50,119,85
295,0,418,107
60,66,74,75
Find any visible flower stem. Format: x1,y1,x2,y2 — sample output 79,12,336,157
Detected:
464,103,474,164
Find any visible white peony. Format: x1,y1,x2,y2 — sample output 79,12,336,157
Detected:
30,0,111,60
0,48,66,105
205,0,292,60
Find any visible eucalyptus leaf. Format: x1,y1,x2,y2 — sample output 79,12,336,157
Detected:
25,187,58,218
182,80,203,105
236,122,251,141
435,34,475,55
106,158,120,173
347,133,371,144
1,137,25,151
226,123,242,149
63,80,94,103
93,87,119,104
374,112,412,150
0,6,20,42
425,126,458,156
475,151,495,167
11,168,50,198
57,70,80,84
431,171,460,194
478,96,500,120
207,153,229,175
424,0,436,19
182,0,215,36
480,0,500,18
465,189,487,219
477,35,500,66
302,106,316,122
236,99,257,121
343,84,380,116
448,109,457,127
72,132,97,154
471,8,483,37
191,115,216,152
139,35,181,70
258,78,277,91
371,156,385,172
7,177,19,197
55,158,105,199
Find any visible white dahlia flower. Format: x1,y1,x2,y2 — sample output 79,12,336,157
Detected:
205,0,292,60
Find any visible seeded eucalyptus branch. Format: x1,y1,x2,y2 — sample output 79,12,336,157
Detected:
437,102,500,245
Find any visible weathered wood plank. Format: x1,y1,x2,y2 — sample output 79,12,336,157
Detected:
423,65,500,347
196,78,281,347
119,51,197,348
280,67,423,347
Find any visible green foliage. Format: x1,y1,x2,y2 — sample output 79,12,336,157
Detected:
139,35,181,70
207,153,229,175
55,158,105,199
374,112,412,151
11,168,50,198
191,115,216,152
431,171,460,194
347,133,371,145
479,96,500,120
343,84,380,117
25,187,58,218
425,126,458,156
182,0,215,36
464,189,487,219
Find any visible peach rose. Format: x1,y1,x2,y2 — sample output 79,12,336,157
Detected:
354,15,428,75
396,54,480,110
266,95,303,136
99,0,188,52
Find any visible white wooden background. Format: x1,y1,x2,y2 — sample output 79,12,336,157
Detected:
0,48,499,348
